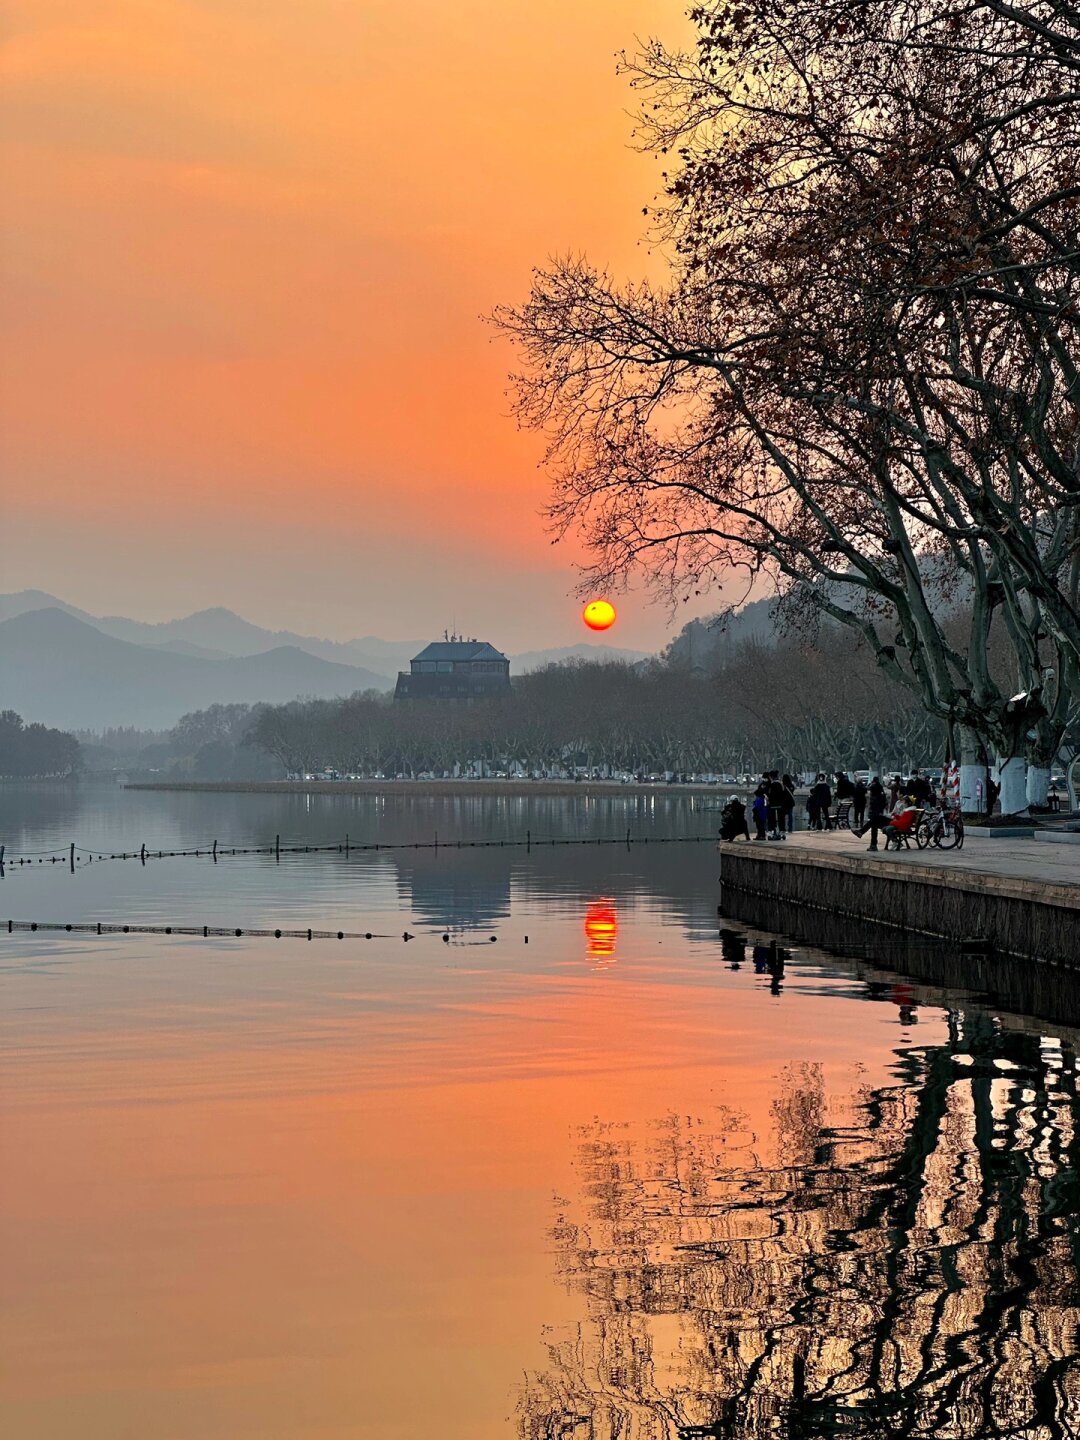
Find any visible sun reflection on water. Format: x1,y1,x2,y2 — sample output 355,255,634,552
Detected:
584,899,618,964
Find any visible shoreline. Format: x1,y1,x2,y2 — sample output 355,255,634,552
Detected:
123,779,725,798
720,831,1080,970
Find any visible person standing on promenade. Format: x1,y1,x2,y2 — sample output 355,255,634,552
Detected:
767,771,787,839
858,777,888,851
752,783,768,840
782,774,796,834
835,771,854,804
806,784,820,830
852,777,867,830
906,769,931,805
810,773,833,830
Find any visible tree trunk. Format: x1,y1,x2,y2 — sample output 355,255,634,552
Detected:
958,727,987,817
997,755,1028,816
1025,760,1051,809
1024,678,1071,810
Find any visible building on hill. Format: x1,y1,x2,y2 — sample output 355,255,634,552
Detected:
393,635,511,702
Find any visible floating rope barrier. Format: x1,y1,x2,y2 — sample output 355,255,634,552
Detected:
4,918,505,945
0,831,720,873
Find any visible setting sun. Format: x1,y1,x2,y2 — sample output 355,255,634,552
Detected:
583,600,616,631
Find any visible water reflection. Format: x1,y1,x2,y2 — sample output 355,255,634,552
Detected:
584,900,618,964
393,846,512,930
519,1012,1080,1438
0,783,722,942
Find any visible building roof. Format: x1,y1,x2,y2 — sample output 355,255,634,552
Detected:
411,640,507,663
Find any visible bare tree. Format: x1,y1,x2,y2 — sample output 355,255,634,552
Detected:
494,0,1080,812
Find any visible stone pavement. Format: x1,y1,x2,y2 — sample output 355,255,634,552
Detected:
767,826,1079,893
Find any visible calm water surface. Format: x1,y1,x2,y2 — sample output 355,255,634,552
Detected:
1,784,1078,1438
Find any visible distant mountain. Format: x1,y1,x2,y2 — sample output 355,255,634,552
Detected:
0,589,97,626
0,608,393,730
663,599,778,670
0,591,418,675
147,638,232,660
0,592,659,678
511,642,650,671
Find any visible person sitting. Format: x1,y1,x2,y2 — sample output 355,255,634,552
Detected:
720,796,750,842
884,801,920,848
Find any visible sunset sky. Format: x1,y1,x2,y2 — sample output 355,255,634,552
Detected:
1,0,708,651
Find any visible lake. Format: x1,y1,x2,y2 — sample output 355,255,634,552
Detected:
2,784,1078,1438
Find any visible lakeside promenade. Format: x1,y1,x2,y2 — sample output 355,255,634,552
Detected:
746,826,1080,888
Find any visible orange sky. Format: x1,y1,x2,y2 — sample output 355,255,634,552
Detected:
1,0,708,650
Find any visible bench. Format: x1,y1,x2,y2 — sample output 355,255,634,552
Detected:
830,801,853,831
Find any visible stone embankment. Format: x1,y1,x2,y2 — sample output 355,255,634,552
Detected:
720,831,1080,970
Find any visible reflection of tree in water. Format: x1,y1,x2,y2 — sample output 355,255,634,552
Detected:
518,1013,1080,1438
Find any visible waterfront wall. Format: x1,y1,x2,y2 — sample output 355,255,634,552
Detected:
720,845,1080,971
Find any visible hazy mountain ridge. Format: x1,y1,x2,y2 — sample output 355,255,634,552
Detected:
0,591,649,679
512,642,650,671
0,608,393,730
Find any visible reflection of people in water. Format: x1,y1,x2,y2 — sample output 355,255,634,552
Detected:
720,928,745,969
584,899,617,962
517,1012,1080,1439
893,983,918,1026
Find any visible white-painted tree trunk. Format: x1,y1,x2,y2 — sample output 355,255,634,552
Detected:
1026,765,1050,809
958,726,987,816
997,756,1028,815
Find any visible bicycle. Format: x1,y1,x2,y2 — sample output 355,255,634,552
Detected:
915,804,965,850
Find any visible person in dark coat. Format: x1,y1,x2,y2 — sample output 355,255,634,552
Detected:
720,796,750,842
810,773,833,830
752,784,768,840
858,777,888,850
782,774,797,834
908,769,932,805
852,778,867,830
835,771,854,802
767,771,787,839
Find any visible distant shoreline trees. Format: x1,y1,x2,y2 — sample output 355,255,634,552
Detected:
0,711,81,778
76,620,1076,800
77,703,280,782
241,635,948,785
494,0,1080,814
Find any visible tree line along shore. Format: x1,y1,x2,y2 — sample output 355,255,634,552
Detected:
123,778,726,798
